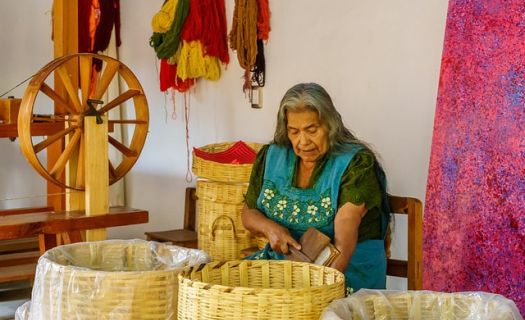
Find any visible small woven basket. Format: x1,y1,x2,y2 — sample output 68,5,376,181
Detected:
192,142,263,183
28,240,209,320
178,260,345,320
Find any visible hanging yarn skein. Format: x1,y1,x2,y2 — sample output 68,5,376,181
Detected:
150,0,229,93
229,0,270,92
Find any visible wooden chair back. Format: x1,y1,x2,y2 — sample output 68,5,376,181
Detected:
183,187,197,231
144,187,198,248
386,195,423,290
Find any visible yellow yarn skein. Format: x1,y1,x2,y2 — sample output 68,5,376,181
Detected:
151,0,179,33
177,41,220,81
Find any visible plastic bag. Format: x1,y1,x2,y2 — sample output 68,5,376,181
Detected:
16,239,210,320
321,289,523,320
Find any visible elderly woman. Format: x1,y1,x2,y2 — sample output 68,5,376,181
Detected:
242,83,390,291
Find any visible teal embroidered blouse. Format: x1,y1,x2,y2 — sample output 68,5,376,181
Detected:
245,144,384,241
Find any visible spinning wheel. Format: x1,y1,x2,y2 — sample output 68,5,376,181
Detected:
17,53,149,190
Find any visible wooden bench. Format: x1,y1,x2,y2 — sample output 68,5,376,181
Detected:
0,206,148,283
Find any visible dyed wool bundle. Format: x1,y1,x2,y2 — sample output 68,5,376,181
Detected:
229,0,270,91
150,0,229,93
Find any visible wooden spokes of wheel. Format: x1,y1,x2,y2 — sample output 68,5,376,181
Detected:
18,53,149,190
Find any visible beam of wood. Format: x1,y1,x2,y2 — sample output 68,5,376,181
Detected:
386,259,408,278
76,135,85,189
55,65,83,112
49,129,81,178
108,119,148,125
98,89,141,114
108,159,116,179
0,251,40,267
93,60,120,100
0,207,148,240
108,135,137,157
39,83,78,115
33,126,77,153
79,55,93,109
0,264,37,282
84,116,109,241
50,0,78,212
0,206,54,217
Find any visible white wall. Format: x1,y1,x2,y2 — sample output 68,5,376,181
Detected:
0,0,53,209
0,0,448,288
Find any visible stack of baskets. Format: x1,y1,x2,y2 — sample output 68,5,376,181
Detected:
192,141,263,261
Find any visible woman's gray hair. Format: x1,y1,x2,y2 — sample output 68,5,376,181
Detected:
273,82,368,154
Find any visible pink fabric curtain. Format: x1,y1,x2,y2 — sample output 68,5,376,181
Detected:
424,1,525,315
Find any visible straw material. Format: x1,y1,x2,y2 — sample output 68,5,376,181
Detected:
198,213,255,261
192,142,263,183
196,180,248,204
29,240,209,320
255,235,269,249
178,260,345,320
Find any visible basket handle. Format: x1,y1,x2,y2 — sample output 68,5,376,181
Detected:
211,215,237,240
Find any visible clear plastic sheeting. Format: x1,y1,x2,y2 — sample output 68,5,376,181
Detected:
321,289,523,320
16,239,210,320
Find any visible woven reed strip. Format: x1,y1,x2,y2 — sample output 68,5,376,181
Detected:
196,179,248,204
197,199,247,233
177,260,345,320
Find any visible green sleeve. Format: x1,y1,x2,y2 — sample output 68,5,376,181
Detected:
338,150,384,241
244,144,270,209
338,150,382,210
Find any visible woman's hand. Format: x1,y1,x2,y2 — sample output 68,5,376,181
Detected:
241,205,301,254
264,222,301,254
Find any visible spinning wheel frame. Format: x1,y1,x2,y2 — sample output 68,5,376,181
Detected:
17,53,149,191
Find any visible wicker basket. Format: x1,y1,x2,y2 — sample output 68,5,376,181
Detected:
192,142,263,183
320,289,523,320
196,180,248,204
197,199,246,233
198,214,255,261
28,240,210,320
178,260,346,320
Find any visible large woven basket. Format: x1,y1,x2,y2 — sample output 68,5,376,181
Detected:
178,260,345,320
192,142,263,183
28,240,210,320
196,180,248,204
320,289,523,320
198,214,255,261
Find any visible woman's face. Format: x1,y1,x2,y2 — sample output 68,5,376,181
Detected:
286,109,329,163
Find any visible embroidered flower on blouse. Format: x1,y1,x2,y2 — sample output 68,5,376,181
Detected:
321,197,331,209
307,205,318,216
288,205,300,223
277,199,287,210
264,189,275,200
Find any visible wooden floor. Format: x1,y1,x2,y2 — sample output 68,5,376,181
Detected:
0,281,31,320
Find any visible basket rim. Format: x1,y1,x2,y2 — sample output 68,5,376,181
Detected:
40,239,196,274
178,260,345,293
